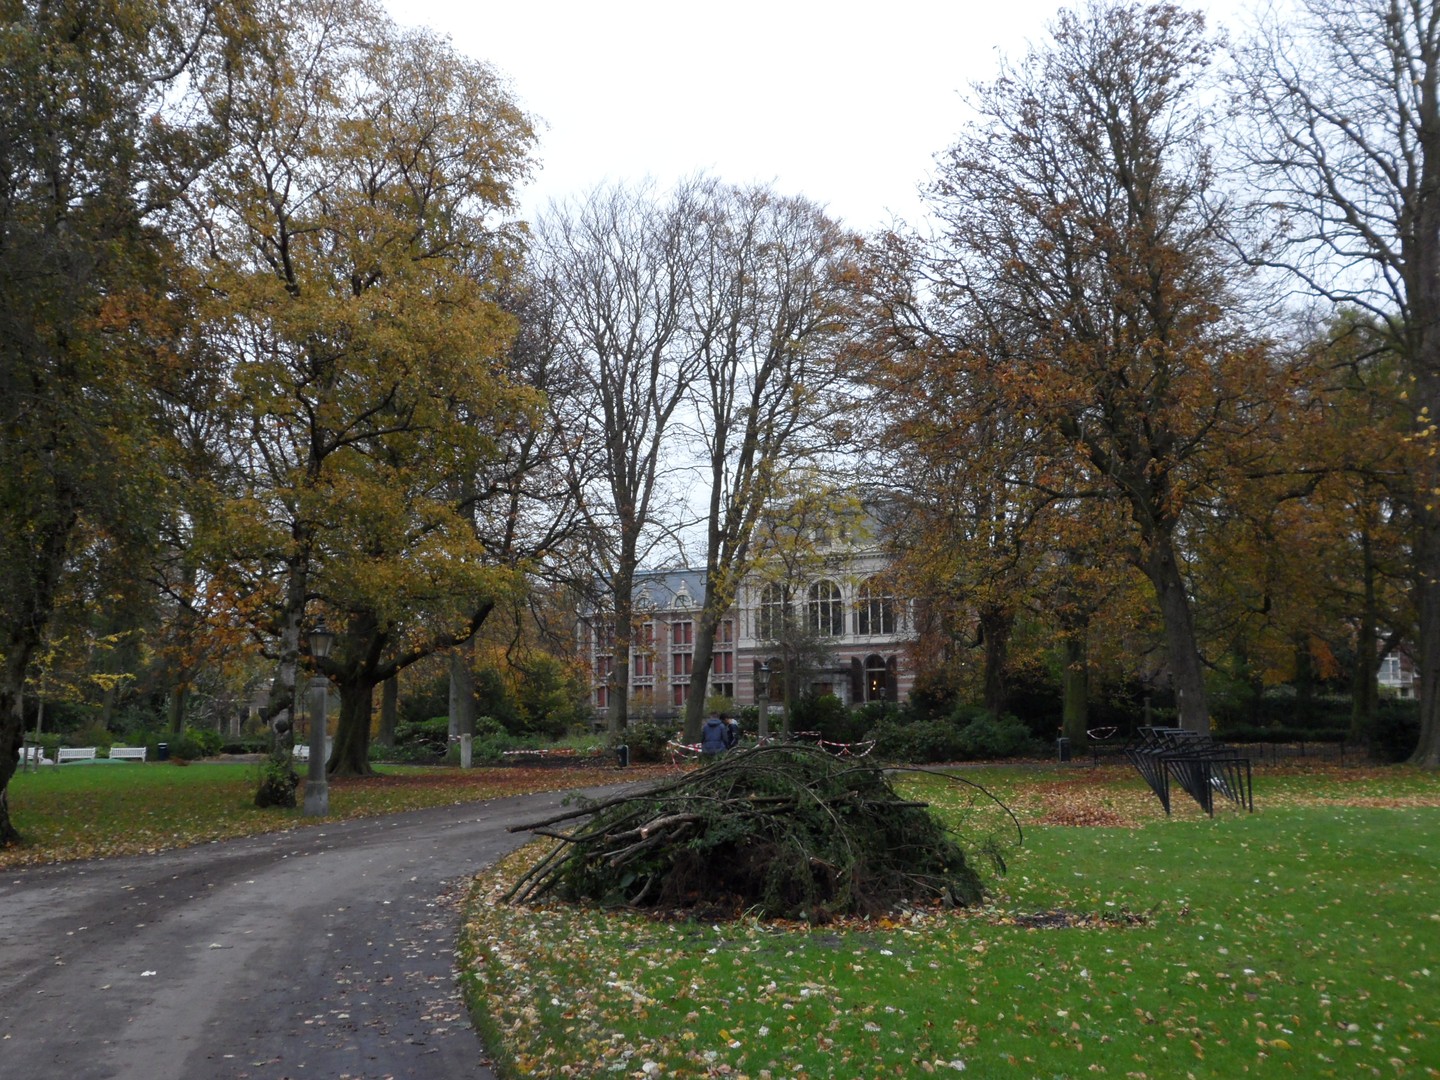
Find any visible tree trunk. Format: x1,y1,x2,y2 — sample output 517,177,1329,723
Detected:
377,676,398,747
1411,502,1440,766
330,678,376,778
978,604,1011,719
684,619,718,744
448,642,475,739
168,684,188,734
1141,535,1210,734
1061,633,1088,744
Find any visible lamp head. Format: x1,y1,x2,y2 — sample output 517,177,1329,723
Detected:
309,622,335,660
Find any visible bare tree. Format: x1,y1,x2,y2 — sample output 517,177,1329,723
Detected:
534,180,707,733
677,185,860,742
1231,0,1440,765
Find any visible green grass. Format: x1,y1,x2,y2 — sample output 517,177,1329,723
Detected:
0,760,653,868
460,765,1440,1078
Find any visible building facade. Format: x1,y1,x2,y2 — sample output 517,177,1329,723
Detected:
580,540,915,722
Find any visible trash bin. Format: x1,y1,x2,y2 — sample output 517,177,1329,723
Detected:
1056,737,1071,763
615,744,629,768
157,743,170,762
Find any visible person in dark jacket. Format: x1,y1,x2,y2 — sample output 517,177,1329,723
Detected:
722,713,739,749
700,714,729,756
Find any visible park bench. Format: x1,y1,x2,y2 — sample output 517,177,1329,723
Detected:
20,745,52,766
108,746,147,762
1124,726,1253,817
56,747,98,763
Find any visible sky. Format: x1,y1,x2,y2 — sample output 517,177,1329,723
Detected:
382,0,1259,234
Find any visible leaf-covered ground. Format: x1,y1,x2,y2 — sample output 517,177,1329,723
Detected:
0,761,670,867
461,764,1440,1078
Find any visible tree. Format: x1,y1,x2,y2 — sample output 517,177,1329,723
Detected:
918,1,1276,733
533,180,708,734
189,0,538,780
680,184,859,743
1231,0,1440,765
0,0,220,843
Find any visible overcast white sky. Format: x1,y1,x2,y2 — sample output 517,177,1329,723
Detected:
383,0,1258,232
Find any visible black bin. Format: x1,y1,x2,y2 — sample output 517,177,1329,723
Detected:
157,743,170,762
1056,737,1071,763
615,744,629,767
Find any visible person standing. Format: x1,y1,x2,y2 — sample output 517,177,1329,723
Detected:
700,713,729,757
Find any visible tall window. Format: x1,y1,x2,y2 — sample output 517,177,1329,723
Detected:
757,583,787,640
808,580,844,636
856,577,896,635
672,620,693,647
714,650,734,675
717,618,734,644
672,652,693,677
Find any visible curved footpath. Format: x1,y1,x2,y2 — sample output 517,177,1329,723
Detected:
0,786,619,1080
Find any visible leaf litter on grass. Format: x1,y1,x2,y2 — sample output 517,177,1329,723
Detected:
463,764,1440,1078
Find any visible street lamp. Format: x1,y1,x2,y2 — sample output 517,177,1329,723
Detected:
304,622,334,817
755,661,771,742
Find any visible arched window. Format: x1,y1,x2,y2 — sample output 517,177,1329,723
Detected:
756,583,787,640
808,580,844,636
856,577,896,635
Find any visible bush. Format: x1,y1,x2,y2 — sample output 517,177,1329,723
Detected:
954,712,1040,759
790,693,869,744
869,716,968,763
614,720,676,763
394,716,451,757
1367,700,1421,762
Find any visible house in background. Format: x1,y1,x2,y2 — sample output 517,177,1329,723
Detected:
1378,650,1418,700
579,522,915,723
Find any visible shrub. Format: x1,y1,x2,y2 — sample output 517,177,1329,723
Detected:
790,693,869,744
614,720,675,763
954,712,1040,759
869,716,967,763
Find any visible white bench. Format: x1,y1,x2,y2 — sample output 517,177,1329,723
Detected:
292,739,332,764
20,745,52,766
108,746,147,762
56,747,98,763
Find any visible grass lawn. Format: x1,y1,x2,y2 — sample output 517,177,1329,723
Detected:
460,763,1440,1078
0,759,665,868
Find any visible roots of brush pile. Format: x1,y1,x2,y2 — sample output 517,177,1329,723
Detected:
505,743,999,921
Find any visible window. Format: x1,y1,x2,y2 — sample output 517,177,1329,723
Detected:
672,620,693,647
856,577,896,635
757,583,787,640
864,654,895,702
595,655,612,680
633,652,654,678
595,685,608,709
714,650,734,675
717,619,734,645
672,652,693,677
808,580,844,636
672,683,687,707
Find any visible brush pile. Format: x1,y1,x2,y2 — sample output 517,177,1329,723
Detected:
504,743,1000,921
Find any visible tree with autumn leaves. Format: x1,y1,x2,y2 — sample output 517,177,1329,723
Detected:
186,0,540,782
873,2,1291,734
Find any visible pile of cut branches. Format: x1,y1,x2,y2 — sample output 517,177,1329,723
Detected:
504,744,1013,921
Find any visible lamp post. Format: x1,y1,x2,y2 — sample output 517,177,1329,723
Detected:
755,661,771,742
304,622,334,817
